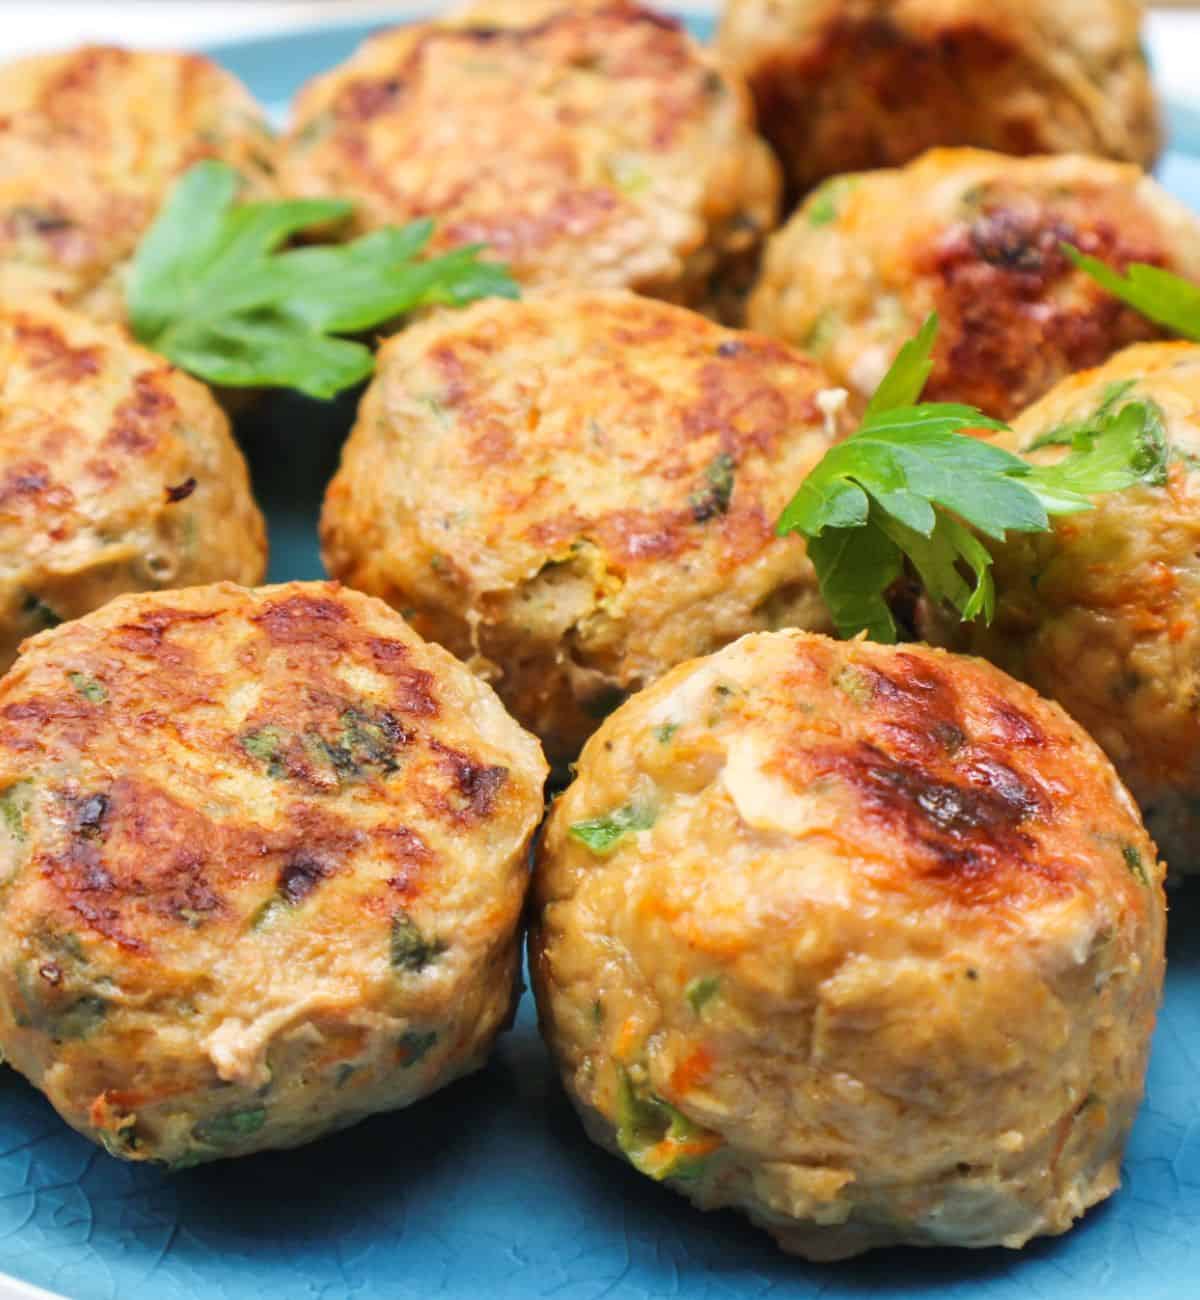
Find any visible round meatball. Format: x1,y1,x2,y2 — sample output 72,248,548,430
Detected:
718,0,1161,200
0,581,547,1164
0,299,266,671
278,5,779,321
320,292,848,767
747,149,1200,420
532,630,1165,1258
926,343,1200,873
0,45,277,326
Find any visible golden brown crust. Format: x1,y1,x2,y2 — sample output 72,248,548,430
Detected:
320,292,849,765
533,630,1165,1257
928,342,1200,871
0,581,547,1163
718,0,1161,198
0,299,267,669
0,45,277,325
279,7,779,320
748,149,1200,419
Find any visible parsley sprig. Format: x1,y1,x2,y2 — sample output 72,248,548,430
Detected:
777,315,1168,642
128,161,518,399
1065,246,1200,341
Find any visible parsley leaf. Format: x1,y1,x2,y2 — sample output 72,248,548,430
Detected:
569,802,656,855
127,161,518,399
1065,245,1200,340
778,314,1166,641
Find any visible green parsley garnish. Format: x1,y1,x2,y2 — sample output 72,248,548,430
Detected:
0,783,31,840
776,314,1167,641
397,1029,438,1067
689,452,736,522
685,975,720,1015
569,802,656,855
68,672,107,704
128,161,518,399
193,1107,267,1146
615,1068,720,1182
1065,245,1200,341
240,726,285,777
1122,843,1150,886
390,912,444,973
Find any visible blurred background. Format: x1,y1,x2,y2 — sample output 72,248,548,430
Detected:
4,1,1200,113
2,1,1200,66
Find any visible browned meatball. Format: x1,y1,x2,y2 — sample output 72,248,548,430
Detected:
534,630,1165,1257
279,4,779,320
748,149,1200,419
321,292,850,767
0,582,547,1164
0,299,267,670
0,45,276,326
718,0,1161,199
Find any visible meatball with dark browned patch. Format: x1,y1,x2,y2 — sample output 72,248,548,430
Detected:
533,630,1165,1257
279,4,779,320
748,149,1200,419
718,0,1160,200
0,581,547,1164
320,291,851,767
0,299,266,670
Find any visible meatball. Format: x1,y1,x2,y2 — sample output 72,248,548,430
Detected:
747,149,1200,420
717,0,1161,200
278,5,779,320
0,581,547,1164
532,630,1165,1258
0,45,276,326
0,299,266,671
925,343,1200,872
320,292,848,767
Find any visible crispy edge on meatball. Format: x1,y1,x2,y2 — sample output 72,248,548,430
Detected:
320,292,849,766
0,300,267,670
0,45,277,325
748,148,1200,419
0,581,548,1164
926,341,1200,871
718,0,1161,198
279,6,779,321
533,630,1165,1257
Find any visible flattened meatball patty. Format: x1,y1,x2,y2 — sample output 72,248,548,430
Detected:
748,149,1200,420
279,5,779,320
533,631,1165,1258
0,45,276,325
926,343,1200,872
0,299,266,671
0,582,547,1164
321,292,848,766
718,0,1160,199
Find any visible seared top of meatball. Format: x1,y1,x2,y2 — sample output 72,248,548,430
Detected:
279,6,777,295
749,149,1200,418
0,582,547,1061
547,631,1161,930
0,45,276,322
324,290,846,619
0,300,265,635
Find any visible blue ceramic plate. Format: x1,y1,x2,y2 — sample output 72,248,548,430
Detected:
2,12,1200,1300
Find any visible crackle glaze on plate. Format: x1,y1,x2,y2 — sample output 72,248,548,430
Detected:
0,12,1199,1300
